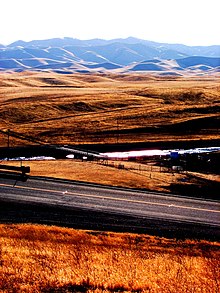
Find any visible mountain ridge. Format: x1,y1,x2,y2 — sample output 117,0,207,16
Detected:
1,37,220,75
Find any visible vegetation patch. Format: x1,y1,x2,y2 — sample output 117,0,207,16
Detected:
0,224,219,293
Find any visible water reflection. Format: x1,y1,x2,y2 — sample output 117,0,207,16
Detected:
102,147,220,159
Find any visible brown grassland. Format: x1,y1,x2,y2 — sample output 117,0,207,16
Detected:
0,72,220,292
0,71,219,146
3,158,220,195
0,224,220,293
1,71,219,193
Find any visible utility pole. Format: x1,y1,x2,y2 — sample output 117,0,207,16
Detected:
6,129,10,161
7,129,10,148
116,118,119,144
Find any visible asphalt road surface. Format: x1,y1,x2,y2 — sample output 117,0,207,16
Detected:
0,177,219,239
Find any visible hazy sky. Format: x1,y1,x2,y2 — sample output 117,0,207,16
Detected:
1,0,220,46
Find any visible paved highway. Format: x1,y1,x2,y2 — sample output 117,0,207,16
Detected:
0,177,219,229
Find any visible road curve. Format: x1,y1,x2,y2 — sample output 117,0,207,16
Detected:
0,177,219,239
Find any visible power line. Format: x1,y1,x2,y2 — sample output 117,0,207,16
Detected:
0,129,46,145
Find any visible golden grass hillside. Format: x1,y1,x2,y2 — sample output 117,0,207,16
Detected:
0,72,219,146
0,224,219,293
4,159,220,196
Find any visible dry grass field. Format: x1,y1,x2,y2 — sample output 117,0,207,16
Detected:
0,224,219,293
2,158,219,196
0,71,219,146
0,73,220,292
1,71,219,195
17,159,186,191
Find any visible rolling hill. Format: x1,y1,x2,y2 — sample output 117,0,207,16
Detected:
0,37,219,75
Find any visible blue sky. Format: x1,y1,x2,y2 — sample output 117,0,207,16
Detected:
1,0,220,45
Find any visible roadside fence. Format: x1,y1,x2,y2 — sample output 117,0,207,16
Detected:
97,160,182,174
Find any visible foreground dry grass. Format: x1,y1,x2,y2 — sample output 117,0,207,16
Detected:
0,72,219,146
0,224,219,293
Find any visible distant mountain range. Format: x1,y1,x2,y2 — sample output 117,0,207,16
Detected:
0,37,220,75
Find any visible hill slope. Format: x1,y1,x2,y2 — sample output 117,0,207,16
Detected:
0,37,219,75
